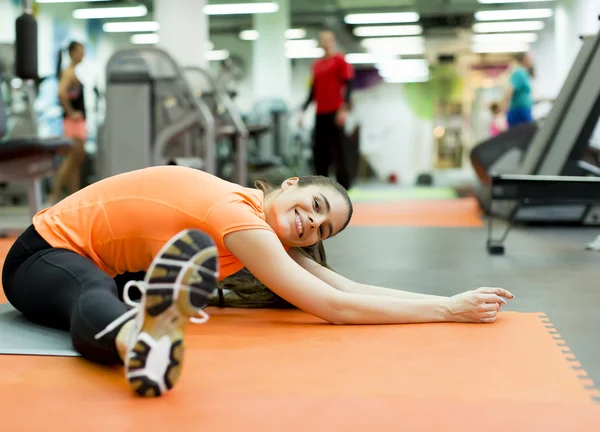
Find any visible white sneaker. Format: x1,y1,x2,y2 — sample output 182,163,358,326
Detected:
586,234,600,251
95,229,219,397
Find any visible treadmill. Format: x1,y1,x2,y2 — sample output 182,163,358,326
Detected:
471,29,600,226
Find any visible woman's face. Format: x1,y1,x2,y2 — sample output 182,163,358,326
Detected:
71,45,85,64
264,178,351,248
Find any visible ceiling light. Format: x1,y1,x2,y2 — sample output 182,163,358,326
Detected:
206,50,230,61
474,9,553,21
285,28,307,39
361,36,424,47
285,39,318,50
471,43,530,53
361,36,425,55
376,59,429,75
345,53,398,64
384,74,429,83
74,5,147,19
130,33,158,44
37,0,109,3
473,20,545,32
353,25,423,37
204,2,278,15
103,21,159,33
477,0,554,3
374,47,425,55
344,12,420,25
239,30,259,40
472,32,538,43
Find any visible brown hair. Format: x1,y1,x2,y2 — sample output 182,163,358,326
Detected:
56,41,83,79
513,52,524,62
255,175,354,234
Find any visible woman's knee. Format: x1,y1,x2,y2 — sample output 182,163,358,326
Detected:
69,288,127,366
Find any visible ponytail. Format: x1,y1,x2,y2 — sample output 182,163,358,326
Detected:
56,41,82,80
56,48,63,79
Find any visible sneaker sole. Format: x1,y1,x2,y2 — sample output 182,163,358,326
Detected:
125,229,218,397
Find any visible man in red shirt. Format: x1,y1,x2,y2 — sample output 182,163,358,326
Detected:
300,30,354,190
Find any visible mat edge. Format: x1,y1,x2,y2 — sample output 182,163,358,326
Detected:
538,312,600,404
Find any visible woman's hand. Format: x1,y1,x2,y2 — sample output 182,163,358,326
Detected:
446,287,514,324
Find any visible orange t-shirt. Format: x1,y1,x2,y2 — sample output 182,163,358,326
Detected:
32,166,274,280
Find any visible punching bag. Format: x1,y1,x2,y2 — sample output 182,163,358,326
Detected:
15,12,38,79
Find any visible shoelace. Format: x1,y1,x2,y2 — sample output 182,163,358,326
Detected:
94,280,210,340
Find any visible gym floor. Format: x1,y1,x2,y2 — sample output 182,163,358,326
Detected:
339,188,600,386
1,185,600,430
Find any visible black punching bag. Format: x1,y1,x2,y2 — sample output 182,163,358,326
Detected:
15,12,38,79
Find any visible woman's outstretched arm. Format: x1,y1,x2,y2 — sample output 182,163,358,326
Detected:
225,230,512,325
289,248,447,300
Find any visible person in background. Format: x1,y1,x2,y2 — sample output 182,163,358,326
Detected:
49,41,87,205
299,30,354,190
502,52,534,128
489,102,507,137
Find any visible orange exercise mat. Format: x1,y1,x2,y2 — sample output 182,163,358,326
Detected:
0,308,598,431
349,197,484,227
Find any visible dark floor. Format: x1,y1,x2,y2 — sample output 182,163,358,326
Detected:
325,224,600,387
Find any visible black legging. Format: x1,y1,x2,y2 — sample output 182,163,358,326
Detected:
313,112,351,190
1,225,143,365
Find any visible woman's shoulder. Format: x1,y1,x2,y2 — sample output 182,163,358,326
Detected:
212,185,265,214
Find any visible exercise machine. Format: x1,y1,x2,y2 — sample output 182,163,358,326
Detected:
486,174,600,255
472,27,600,226
97,47,216,180
246,98,314,185
184,66,286,186
0,0,74,237
248,98,289,161
183,65,254,186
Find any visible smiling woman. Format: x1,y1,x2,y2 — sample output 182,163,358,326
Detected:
2,165,513,398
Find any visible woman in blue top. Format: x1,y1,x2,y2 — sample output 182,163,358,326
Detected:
503,52,534,128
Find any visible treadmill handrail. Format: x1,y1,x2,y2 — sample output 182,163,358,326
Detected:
183,66,249,139
219,89,249,139
153,111,204,165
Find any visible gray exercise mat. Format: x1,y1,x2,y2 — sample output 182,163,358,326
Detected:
0,302,79,357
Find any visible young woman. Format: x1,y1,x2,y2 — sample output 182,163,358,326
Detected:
50,41,87,205
503,52,535,128
1,166,513,398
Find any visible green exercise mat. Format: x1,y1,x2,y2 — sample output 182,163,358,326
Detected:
348,187,457,202
0,302,79,357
